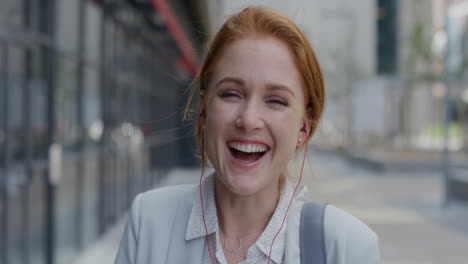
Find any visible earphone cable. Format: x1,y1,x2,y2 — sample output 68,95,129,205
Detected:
200,152,216,264
267,135,309,263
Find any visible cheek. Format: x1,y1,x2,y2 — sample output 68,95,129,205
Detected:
203,99,235,148
271,114,301,149
206,101,227,129
206,97,240,126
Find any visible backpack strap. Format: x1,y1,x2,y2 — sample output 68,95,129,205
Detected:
300,202,328,264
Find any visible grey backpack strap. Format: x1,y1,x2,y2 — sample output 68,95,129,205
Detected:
300,202,328,264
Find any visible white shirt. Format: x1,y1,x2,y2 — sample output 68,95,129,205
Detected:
185,173,310,264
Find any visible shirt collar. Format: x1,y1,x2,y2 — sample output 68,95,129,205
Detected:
254,181,308,264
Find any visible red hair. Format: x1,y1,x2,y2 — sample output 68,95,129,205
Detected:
184,6,325,158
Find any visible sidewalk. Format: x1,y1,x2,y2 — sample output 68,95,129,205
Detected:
344,147,468,171
71,168,202,264
306,151,468,264
72,150,468,264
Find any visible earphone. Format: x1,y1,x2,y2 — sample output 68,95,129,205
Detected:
200,123,309,264
300,123,307,133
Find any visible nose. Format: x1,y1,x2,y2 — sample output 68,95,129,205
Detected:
235,100,265,132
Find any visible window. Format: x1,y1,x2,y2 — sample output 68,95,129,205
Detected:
377,0,397,74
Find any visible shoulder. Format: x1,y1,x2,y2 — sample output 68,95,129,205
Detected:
136,184,196,207
116,184,198,263
324,204,377,243
130,184,197,225
324,204,380,263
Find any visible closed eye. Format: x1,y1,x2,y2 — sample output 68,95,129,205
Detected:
220,91,240,98
268,99,288,106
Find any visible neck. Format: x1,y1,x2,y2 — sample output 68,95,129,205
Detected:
214,177,281,237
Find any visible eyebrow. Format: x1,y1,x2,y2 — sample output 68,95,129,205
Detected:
215,77,244,88
266,84,296,98
215,76,296,98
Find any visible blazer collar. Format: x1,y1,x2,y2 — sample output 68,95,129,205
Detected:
185,173,218,241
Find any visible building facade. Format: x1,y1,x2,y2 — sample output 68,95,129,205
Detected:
0,0,211,263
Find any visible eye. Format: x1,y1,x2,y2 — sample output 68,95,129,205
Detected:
218,90,242,101
220,91,239,98
267,97,289,106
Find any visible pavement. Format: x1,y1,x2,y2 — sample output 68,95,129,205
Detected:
72,150,468,264
344,146,468,172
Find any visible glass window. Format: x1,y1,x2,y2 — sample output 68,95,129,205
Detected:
8,46,26,161
56,0,79,53
0,0,23,27
83,2,103,146
84,66,102,145
85,2,101,63
55,0,80,148
9,71,25,161
30,48,47,159
55,55,78,148
0,45,5,163
377,0,397,74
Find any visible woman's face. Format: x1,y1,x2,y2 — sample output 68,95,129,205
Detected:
202,36,307,196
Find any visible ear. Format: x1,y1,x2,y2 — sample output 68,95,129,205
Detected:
302,106,313,137
296,106,313,149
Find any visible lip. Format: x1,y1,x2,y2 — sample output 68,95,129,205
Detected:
225,138,271,170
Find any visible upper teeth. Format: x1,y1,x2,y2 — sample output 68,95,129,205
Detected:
229,142,268,153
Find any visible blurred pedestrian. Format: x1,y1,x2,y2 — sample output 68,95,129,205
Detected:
115,6,379,264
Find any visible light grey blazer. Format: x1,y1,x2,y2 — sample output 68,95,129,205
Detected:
115,184,380,263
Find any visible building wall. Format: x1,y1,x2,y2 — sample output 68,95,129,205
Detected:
211,0,376,78
398,0,433,77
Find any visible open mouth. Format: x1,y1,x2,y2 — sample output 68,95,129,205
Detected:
227,141,270,163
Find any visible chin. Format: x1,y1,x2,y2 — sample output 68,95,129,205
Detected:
222,172,270,196
226,185,259,196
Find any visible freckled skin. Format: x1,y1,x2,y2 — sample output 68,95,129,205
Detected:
202,36,307,197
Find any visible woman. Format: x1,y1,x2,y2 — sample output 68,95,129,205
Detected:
115,6,379,264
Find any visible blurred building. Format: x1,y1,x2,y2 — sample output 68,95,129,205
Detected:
0,0,214,263
438,0,468,202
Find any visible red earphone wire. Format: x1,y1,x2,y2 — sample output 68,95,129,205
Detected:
267,136,309,264
200,153,216,264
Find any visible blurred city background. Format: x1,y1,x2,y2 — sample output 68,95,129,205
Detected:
1,0,468,263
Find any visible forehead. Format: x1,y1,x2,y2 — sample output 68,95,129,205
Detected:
209,36,304,96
